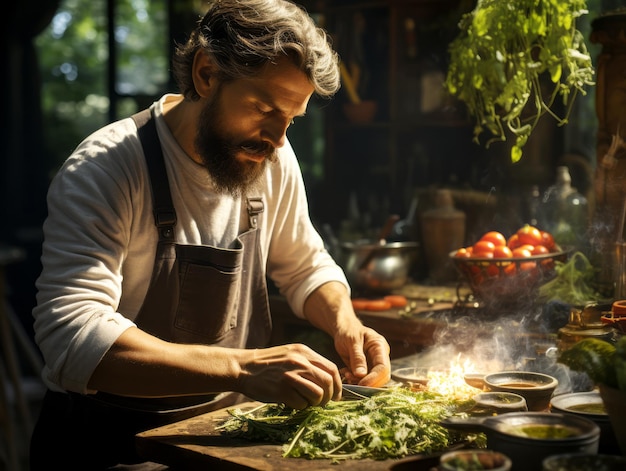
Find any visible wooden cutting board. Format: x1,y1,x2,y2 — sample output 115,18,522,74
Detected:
135,401,443,471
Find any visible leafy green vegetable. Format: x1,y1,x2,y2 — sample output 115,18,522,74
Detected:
614,336,626,391
217,388,481,461
558,338,618,388
537,251,602,306
445,0,595,162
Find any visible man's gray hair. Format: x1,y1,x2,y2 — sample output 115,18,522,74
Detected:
172,0,341,101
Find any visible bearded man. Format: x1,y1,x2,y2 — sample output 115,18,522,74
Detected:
29,1,390,469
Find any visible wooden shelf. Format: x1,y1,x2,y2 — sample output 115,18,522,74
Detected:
317,0,478,227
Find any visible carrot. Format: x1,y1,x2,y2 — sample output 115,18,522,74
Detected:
351,298,393,311
384,295,408,308
363,299,393,311
351,298,370,311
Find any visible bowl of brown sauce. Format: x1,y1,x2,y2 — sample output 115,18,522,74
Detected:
484,371,558,411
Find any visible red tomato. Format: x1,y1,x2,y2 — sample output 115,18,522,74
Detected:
480,231,507,247
511,247,532,258
507,234,521,249
493,246,513,258
473,240,495,257
531,244,550,255
519,261,538,272
454,247,472,258
486,263,500,277
517,224,543,246
540,231,556,251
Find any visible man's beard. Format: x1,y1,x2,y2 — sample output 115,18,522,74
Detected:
194,91,278,197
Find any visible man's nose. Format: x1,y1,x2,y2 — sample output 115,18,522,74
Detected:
262,116,292,148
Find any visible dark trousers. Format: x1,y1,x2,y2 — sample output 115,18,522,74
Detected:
29,389,245,470
29,390,174,470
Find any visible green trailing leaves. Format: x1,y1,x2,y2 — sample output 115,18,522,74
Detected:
445,0,595,162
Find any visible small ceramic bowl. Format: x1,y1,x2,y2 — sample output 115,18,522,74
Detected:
391,367,429,387
542,453,626,471
464,372,488,390
484,371,558,411
474,392,528,414
439,450,512,471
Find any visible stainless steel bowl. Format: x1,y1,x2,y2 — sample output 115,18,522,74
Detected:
340,241,419,293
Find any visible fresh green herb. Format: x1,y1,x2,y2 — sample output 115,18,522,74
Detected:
217,388,481,461
537,251,602,306
445,0,595,162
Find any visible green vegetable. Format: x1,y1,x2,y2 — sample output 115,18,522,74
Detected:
615,336,626,391
558,338,618,388
537,251,602,306
217,388,481,461
445,0,594,162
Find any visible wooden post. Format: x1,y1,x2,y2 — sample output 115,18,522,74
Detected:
590,11,626,295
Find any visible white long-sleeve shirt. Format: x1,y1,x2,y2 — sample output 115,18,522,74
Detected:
33,94,348,394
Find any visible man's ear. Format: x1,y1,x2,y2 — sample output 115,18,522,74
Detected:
192,50,216,98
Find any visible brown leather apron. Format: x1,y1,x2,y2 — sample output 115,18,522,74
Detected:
30,108,272,469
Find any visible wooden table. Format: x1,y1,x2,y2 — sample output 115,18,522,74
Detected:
135,286,473,470
135,401,442,471
268,285,467,361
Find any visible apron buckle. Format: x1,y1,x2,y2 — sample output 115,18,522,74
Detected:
246,197,264,229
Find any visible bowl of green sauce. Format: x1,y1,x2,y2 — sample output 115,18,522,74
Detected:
440,412,600,471
550,390,619,455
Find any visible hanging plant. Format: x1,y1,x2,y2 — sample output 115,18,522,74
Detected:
445,0,595,162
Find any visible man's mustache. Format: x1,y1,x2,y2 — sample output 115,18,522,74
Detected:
240,141,272,154
240,141,277,162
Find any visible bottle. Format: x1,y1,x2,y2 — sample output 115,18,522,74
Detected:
538,166,589,251
420,189,466,284
526,184,541,227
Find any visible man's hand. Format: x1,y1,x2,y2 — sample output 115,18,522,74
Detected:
237,344,342,409
336,327,391,387
302,281,391,389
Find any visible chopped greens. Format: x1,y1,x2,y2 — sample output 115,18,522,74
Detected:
216,388,481,461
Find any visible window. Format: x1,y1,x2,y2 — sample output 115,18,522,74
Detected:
36,0,169,169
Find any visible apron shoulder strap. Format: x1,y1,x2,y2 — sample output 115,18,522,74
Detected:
131,108,177,241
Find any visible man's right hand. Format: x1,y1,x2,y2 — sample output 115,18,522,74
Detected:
237,344,342,409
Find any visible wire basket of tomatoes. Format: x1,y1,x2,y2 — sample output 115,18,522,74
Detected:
450,225,569,306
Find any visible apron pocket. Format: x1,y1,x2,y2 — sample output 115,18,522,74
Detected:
174,262,241,343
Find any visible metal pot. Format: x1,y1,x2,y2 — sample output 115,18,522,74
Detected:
441,412,600,471
339,241,419,293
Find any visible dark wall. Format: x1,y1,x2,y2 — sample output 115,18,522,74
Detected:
1,1,61,338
